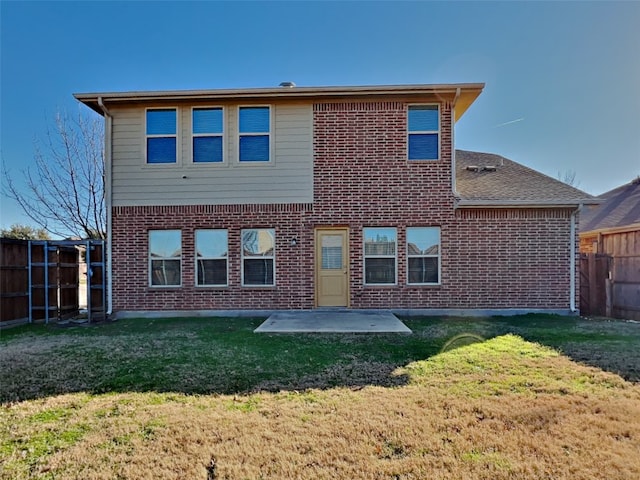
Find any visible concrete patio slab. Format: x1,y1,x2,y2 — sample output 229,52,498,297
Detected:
254,310,412,334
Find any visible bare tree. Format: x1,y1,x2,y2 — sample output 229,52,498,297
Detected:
557,170,580,188
3,110,105,239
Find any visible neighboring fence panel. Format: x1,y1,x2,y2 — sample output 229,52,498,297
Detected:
87,241,106,321
611,254,640,321
1,239,106,326
28,242,80,322
0,239,29,324
58,244,80,319
580,253,610,317
29,242,52,322
580,252,640,321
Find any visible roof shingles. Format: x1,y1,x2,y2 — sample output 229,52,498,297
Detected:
580,179,640,232
455,150,596,205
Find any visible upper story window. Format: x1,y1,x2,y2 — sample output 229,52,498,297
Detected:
192,107,223,163
146,109,177,164
195,229,228,286
239,106,270,162
407,227,440,285
363,227,397,285
149,229,181,287
408,105,439,161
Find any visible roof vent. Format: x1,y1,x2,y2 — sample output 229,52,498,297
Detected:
466,165,480,172
482,165,497,172
279,81,296,88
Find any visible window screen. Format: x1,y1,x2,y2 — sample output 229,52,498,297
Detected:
239,107,270,162
146,109,177,164
363,227,397,285
193,108,223,162
149,230,181,286
408,105,439,160
242,229,275,286
195,229,228,286
407,227,440,284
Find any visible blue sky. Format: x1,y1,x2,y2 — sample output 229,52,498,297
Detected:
2,1,639,229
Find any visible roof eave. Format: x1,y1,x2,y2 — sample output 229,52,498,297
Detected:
456,198,601,208
579,222,640,237
74,83,485,116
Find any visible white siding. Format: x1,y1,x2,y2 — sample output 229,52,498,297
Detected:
110,103,313,206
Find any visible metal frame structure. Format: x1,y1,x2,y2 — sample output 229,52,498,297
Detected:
28,240,106,324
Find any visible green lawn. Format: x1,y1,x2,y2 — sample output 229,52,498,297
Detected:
1,315,639,479
1,314,638,402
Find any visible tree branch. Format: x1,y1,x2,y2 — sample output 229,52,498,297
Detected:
1,109,106,239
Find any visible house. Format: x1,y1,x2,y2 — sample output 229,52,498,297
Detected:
580,178,640,254
74,83,596,317
579,178,640,320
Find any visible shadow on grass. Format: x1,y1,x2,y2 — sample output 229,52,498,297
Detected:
1,314,638,403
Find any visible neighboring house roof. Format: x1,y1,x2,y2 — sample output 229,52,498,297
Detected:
74,83,484,122
455,150,597,207
579,178,640,233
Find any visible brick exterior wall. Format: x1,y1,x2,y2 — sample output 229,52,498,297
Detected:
112,204,314,311
110,100,576,312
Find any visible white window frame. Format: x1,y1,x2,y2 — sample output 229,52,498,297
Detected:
237,105,273,164
241,228,276,287
191,106,226,164
407,104,440,161
406,227,441,286
195,229,228,287
363,227,398,286
148,229,182,288
145,107,179,166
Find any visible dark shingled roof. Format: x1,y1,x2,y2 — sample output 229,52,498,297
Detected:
580,178,640,233
455,150,596,206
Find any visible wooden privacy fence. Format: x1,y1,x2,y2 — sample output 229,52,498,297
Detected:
1,239,30,325
580,253,640,320
0,238,106,326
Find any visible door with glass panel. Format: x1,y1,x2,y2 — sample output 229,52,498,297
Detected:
315,228,349,307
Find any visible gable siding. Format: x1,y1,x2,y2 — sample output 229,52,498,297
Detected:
110,103,313,206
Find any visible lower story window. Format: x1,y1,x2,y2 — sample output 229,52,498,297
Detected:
242,228,275,286
149,230,181,286
407,227,440,284
363,227,397,285
195,229,228,286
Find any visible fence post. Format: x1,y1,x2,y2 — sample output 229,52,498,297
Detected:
28,242,32,323
588,253,597,314
605,278,613,317
87,240,92,323
44,241,49,324
98,240,106,322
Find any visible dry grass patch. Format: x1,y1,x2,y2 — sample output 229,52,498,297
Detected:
2,335,640,479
